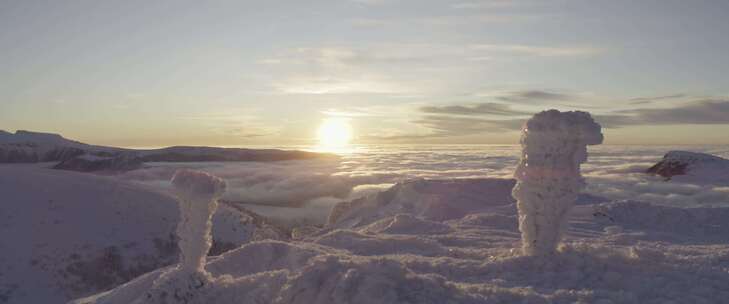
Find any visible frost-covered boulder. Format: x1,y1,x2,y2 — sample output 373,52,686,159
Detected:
513,110,603,256
327,178,516,229
646,150,729,183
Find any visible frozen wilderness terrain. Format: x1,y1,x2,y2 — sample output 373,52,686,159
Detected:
0,164,286,304
2,127,729,303
69,178,729,304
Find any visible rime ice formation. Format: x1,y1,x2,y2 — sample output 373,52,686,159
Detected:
126,169,227,304
512,110,603,256
170,169,227,272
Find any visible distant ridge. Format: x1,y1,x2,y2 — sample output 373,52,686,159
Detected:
0,130,331,170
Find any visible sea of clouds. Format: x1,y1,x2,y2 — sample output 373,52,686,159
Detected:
116,144,729,224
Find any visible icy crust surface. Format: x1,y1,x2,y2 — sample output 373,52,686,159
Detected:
74,178,729,304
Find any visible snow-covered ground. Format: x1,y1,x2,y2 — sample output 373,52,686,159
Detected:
72,178,729,304
3,144,729,303
0,164,284,304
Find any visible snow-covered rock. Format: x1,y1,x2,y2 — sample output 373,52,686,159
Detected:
327,178,517,229
512,110,603,256
0,165,284,304
646,150,729,183
121,170,227,304
170,170,226,273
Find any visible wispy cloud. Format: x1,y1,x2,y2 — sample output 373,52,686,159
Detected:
450,1,522,9
471,44,603,57
350,0,389,5
260,44,605,95
373,97,729,141
629,93,686,105
420,102,530,116
321,109,373,117
495,90,576,103
180,111,280,138
600,99,729,127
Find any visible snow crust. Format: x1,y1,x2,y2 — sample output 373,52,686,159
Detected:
513,110,603,256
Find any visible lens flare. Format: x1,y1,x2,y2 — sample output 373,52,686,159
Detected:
317,118,353,150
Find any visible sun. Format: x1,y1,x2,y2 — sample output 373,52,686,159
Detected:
317,118,353,149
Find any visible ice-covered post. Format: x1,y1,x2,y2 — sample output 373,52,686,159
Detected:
512,110,603,256
171,169,226,272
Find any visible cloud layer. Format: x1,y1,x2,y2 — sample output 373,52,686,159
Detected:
118,145,729,225
389,98,729,140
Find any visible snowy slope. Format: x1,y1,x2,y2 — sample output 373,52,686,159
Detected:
0,164,284,304
72,177,729,304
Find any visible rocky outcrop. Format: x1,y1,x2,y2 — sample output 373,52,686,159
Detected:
647,151,729,183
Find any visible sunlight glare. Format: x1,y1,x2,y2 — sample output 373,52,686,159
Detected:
317,118,353,151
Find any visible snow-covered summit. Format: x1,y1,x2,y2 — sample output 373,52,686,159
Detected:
647,150,729,183
0,130,87,146
0,130,329,169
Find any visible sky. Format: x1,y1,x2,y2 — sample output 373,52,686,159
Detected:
1,0,729,147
